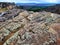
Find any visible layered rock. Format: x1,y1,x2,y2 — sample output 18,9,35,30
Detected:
0,8,60,45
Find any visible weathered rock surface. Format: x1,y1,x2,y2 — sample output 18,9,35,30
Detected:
49,23,60,45
0,9,60,45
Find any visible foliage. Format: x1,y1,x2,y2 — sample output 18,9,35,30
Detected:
28,6,48,12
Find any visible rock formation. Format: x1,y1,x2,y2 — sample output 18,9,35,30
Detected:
0,3,60,45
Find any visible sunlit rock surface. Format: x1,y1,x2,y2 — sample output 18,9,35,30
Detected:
0,8,60,45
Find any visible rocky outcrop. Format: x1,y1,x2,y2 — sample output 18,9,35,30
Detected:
0,11,59,45
0,9,21,22
0,5,60,45
0,2,15,8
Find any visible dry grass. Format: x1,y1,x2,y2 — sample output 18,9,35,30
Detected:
0,8,8,12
